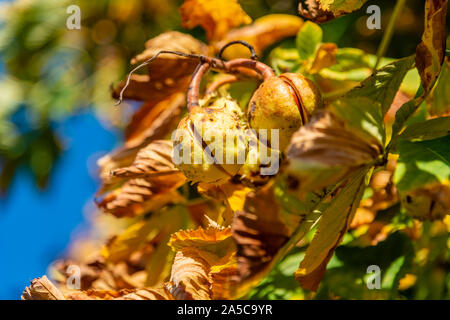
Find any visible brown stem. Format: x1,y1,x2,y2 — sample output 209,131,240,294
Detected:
187,62,210,111
224,59,275,80
205,69,263,95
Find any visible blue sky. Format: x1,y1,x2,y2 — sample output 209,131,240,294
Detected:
0,112,118,299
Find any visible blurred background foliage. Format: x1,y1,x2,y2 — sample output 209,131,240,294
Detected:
0,0,431,195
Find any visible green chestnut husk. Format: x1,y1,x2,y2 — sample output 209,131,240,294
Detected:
173,95,247,184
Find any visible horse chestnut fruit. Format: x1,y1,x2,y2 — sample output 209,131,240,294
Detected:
248,73,322,150
173,95,247,184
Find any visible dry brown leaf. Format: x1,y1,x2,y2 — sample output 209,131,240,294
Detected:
415,0,448,93
111,140,182,179
124,93,186,146
180,0,252,41
98,93,186,187
167,247,212,300
66,287,174,300
22,276,65,300
232,186,290,292
117,287,174,300
287,111,380,192
112,31,208,103
97,178,185,218
167,227,238,300
213,14,303,59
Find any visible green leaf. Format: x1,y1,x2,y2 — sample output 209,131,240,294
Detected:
398,117,450,142
317,231,414,299
295,167,369,291
296,21,322,60
347,55,415,116
390,95,425,141
394,135,450,193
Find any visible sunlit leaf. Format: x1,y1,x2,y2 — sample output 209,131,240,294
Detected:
398,117,450,142
295,168,369,291
296,21,322,61
394,135,450,220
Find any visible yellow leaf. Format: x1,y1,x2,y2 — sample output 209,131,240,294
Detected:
169,227,232,252
180,0,252,41
102,217,159,263
309,43,338,74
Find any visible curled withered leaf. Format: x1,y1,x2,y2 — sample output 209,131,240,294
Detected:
112,31,208,103
232,186,290,290
125,93,185,145
298,0,367,23
415,0,448,93
180,0,252,41
286,110,381,192
98,94,185,187
169,227,232,251
111,140,181,179
97,178,185,218
22,276,65,300
167,227,238,300
213,14,303,60
167,248,212,300
66,287,174,300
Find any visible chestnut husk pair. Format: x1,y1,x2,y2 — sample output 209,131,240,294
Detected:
173,57,322,185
